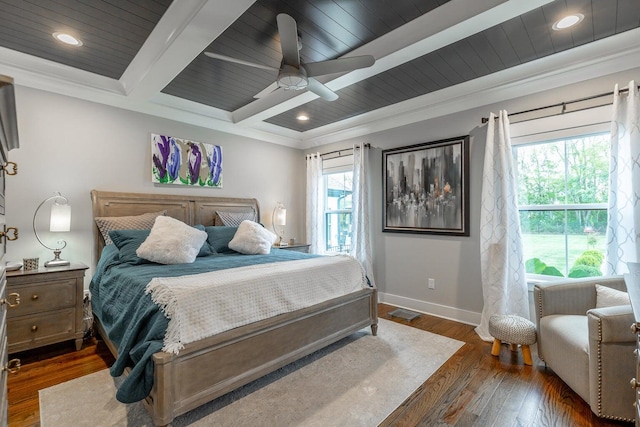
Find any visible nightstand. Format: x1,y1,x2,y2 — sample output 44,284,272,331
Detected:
275,243,311,253
6,263,88,354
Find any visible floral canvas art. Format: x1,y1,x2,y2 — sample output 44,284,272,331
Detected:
151,134,222,187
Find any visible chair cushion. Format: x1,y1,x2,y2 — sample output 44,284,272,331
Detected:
595,284,630,308
539,314,590,403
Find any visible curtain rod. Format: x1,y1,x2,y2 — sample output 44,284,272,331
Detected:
313,143,370,159
481,84,638,124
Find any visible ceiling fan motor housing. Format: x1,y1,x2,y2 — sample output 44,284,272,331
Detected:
277,64,308,90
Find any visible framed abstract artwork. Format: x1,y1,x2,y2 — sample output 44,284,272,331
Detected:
151,134,223,187
382,135,469,235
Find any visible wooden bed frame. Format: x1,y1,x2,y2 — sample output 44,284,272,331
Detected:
90,190,378,426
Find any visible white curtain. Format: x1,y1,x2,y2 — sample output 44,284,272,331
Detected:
350,143,376,287
605,80,640,274
475,110,529,342
306,153,325,254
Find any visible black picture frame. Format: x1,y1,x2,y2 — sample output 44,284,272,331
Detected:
383,135,470,236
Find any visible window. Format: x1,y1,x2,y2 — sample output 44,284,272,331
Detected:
324,171,352,253
513,132,609,278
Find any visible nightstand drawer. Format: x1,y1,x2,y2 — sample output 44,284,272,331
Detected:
7,308,74,351
7,279,76,317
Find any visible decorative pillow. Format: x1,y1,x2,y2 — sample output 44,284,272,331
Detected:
95,211,166,245
205,226,238,254
193,225,214,257
109,229,152,265
595,284,630,308
136,216,208,264
228,220,277,255
214,210,256,226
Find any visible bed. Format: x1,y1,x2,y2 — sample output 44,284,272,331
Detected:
89,190,378,426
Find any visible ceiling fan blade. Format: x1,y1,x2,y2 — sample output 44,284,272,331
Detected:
204,52,278,71
276,13,300,68
304,55,375,77
307,78,338,101
253,82,279,99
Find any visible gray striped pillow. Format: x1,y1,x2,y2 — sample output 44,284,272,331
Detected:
95,211,166,245
214,210,256,227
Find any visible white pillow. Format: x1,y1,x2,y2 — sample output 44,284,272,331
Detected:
136,216,207,264
228,220,277,255
595,284,630,308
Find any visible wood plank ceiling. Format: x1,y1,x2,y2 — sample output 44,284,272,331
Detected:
162,0,448,112
0,0,172,80
0,0,637,138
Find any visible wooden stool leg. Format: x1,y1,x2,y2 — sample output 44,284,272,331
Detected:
491,339,501,356
510,343,518,351
522,345,533,366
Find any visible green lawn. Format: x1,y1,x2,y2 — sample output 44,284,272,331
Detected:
522,233,606,276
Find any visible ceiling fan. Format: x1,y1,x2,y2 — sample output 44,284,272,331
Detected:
204,13,375,102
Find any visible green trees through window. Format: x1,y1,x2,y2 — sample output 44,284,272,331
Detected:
513,133,609,278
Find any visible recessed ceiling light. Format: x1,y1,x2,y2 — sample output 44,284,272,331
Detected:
552,13,584,30
53,32,83,46
296,114,309,121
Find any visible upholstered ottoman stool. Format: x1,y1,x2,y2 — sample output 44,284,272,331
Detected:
488,314,537,365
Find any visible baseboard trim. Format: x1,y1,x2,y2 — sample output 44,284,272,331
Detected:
379,292,481,326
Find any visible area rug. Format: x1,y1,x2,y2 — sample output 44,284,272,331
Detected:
40,319,463,427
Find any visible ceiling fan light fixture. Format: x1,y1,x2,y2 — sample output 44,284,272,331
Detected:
277,65,308,90
552,13,584,30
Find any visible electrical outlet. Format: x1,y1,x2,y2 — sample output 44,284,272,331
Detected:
428,278,435,289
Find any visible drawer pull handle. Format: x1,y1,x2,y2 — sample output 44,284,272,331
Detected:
1,292,20,308
1,161,17,176
631,378,640,389
31,325,38,332
631,323,640,334
3,358,20,375
0,226,18,242
31,294,38,301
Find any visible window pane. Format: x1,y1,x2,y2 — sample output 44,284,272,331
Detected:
326,172,352,210
324,171,353,254
566,135,609,204
515,140,565,206
325,212,352,253
515,132,609,279
520,209,606,278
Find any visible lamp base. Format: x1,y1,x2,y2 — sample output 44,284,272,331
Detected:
45,249,69,267
45,259,70,267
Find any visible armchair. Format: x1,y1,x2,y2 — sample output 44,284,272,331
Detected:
534,276,635,422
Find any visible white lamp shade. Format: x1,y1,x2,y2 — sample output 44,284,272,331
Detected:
276,208,286,226
50,203,71,232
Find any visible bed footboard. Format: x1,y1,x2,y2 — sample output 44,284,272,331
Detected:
131,288,376,426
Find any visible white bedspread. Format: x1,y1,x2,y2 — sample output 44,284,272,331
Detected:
145,255,367,354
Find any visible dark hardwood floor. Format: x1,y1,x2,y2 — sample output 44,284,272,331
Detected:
6,303,634,426
7,336,115,427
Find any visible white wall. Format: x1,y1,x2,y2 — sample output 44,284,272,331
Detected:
8,67,639,319
306,67,640,325
6,86,305,283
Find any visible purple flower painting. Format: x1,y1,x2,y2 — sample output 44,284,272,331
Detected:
151,133,222,187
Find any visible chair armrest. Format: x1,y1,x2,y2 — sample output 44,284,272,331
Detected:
588,305,636,343
587,303,637,420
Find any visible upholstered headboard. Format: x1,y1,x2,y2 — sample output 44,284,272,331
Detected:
90,190,260,258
